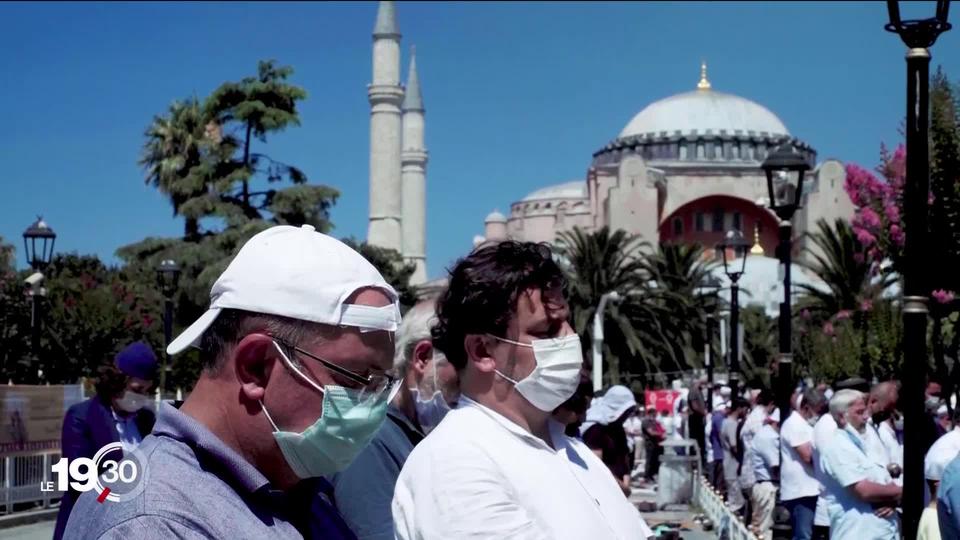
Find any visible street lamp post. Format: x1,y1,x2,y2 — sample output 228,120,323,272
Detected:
155,259,181,396
761,142,812,424
592,290,621,392
695,275,722,406
22,217,56,382
885,2,952,536
716,230,750,399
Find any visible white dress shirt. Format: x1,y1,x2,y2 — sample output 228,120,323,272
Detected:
111,409,143,453
392,396,654,540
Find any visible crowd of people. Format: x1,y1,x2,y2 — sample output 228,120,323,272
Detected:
53,229,656,540
679,373,960,540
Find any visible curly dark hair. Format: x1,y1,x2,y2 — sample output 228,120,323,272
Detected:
431,241,566,370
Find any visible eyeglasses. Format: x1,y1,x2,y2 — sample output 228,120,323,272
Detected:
272,338,397,397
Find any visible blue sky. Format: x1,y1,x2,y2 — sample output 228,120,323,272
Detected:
1,1,958,280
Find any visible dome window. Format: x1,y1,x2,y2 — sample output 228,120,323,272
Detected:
672,217,684,236
697,143,705,160
679,145,688,160
695,212,705,232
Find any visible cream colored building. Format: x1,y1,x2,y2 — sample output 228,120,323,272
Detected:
477,64,854,270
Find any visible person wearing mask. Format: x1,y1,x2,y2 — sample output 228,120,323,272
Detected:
741,390,776,521
642,405,666,484
936,453,960,539
820,389,901,540
780,389,828,540
330,300,460,540
392,241,654,540
722,399,749,513
751,409,781,540
864,382,902,485
63,225,402,540
925,409,960,503
583,385,639,496
812,392,840,540
937,405,952,435
54,342,158,540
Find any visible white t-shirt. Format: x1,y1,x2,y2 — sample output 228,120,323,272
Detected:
878,420,903,468
780,410,820,501
812,413,839,526
864,422,892,468
925,428,960,481
393,395,654,540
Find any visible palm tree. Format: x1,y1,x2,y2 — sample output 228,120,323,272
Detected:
555,227,650,384
797,218,896,319
139,97,211,239
797,218,898,379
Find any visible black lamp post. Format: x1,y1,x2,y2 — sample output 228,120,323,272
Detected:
761,142,812,425
695,275,722,407
716,230,750,400
23,217,56,382
885,2,952,536
155,259,181,395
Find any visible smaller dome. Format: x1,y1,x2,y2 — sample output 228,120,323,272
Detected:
521,181,587,202
485,210,507,223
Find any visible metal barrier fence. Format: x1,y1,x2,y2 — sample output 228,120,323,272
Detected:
0,451,61,514
692,472,758,540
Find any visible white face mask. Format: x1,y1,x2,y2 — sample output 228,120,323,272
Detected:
410,355,453,433
488,333,583,412
115,391,151,413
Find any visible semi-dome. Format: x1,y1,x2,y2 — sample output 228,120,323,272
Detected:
520,180,587,202
618,64,789,140
485,210,507,223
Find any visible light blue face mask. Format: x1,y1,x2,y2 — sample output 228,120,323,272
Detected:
260,341,392,479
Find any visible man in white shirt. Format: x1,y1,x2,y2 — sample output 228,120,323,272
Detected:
812,403,839,540
780,389,828,540
722,399,749,513
820,390,901,540
751,409,781,540
742,390,777,519
392,241,653,540
864,382,902,486
925,411,960,503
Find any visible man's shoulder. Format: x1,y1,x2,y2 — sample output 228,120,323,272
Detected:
66,435,250,538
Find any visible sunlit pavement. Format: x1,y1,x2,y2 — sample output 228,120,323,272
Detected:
0,520,54,540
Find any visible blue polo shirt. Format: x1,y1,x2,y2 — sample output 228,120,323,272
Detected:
62,401,356,540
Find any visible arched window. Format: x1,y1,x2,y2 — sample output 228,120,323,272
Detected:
672,217,683,236
697,143,705,160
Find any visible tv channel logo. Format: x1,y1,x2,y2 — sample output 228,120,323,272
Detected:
41,442,148,503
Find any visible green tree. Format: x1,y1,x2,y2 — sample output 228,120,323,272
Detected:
0,236,14,272
740,305,776,387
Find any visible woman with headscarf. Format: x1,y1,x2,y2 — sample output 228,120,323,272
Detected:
581,385,638,496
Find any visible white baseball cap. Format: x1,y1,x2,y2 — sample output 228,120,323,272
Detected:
167,224,401,355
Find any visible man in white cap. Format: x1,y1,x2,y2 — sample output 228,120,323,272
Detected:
392,241,653,539
63,225,401,540
582,385,639,496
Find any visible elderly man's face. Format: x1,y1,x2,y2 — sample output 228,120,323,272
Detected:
845,398,870,433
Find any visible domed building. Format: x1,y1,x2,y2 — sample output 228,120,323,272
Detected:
478,63,854,276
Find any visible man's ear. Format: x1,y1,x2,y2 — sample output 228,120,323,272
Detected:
410,340,433,378
464,334,497,373
233,334,276,403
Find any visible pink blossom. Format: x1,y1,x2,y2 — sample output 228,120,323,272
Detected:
823,322,835,336
860,208,882,228
929,192,936,205
890,225,905,247
884,204,900,223
860,299,873,312
836,310,853,321
853,252,865,264
868,247,881,261
855,228,877,247
801,309,811,320
932,289,956,304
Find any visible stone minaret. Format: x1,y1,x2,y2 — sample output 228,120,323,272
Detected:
401,46,428,285
367,1,404,252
